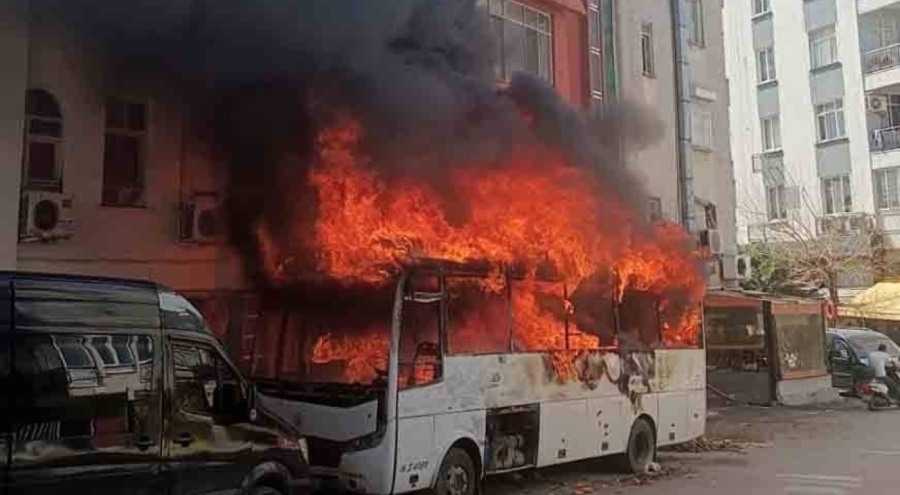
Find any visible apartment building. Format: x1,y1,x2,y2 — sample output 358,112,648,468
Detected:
592,0,737,288
725,0,900,279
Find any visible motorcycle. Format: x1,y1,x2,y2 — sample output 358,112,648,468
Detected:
860,366,900,411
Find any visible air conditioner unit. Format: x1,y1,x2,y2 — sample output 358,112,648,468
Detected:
698,229,723,256
735,254,753,281
179,195,220,243
868,94,889,114
19,191,74,242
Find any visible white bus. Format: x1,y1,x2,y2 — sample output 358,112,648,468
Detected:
251,259,706,495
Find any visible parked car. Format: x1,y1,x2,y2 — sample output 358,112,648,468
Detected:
826,327,900,396
0,271,310,495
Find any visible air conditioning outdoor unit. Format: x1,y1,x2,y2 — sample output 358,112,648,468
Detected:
179,195,220,244
735,254,753,281
698,229,723,256
868,94,889,114
19,191,74,242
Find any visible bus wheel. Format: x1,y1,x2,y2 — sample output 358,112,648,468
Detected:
618,418,656,474
435,448,476,495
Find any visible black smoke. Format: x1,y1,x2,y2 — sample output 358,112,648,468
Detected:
28,0,657,286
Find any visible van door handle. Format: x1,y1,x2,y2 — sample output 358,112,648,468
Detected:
134,434,155,451
174,432,194,447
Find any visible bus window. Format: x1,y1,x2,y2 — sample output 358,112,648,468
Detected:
510,279,568,352
569,273,617,348
399,277,442,389
446,276,510,355
618,290,660,350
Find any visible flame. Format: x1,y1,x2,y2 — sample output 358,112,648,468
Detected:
257,114,706,383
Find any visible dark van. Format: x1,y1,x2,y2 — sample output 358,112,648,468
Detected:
0,272,309,495
826,327,900,395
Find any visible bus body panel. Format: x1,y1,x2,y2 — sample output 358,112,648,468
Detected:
537,400,592,467
313,420,397,494
651,349,706,392
258,395,380,442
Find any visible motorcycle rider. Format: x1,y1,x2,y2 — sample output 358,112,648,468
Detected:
869,343,900,400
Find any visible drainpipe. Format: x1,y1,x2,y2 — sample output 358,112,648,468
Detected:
670,0,695,232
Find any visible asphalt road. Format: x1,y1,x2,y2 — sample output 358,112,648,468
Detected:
487,400,898,495
630,401,899,495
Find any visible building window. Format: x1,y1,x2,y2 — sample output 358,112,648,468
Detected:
641,22,655,77
766,185,787,220
588,0,603,103
481,0,553,83
821,175,852,215
761,115,781,151
877,15,900,47
687,0,705,46
809,25,838,69
692,103,714,150
752,0,770,16
102,97,147,207
816,98,846,142
875,168,900,210
648,197,663,222
23,89,64,192
756,46,776,83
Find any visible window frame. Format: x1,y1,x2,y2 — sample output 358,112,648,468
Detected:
756,46,776,84
761,115,782,152
766,185,788,220
821,175,852,215
641,22,655,77
23,89,65,192
102,96,149,208
809,25,838,70
692,103,714,150
752,0,770,17
687,0,706,47
816,98,846,143
482,0,554,84
875,167,900,210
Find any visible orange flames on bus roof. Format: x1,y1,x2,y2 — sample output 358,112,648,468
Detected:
257,116,706,384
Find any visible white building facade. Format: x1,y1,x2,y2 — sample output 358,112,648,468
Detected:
726,0,900,258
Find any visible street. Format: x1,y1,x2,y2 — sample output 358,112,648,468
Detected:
488,400,898,495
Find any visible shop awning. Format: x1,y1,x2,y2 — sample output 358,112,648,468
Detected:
842,282,900,320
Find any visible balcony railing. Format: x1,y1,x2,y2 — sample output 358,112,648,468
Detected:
865,43,900,74
871,126,900,152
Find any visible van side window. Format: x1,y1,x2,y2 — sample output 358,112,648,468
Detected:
172,342,245,417
10,332,161,466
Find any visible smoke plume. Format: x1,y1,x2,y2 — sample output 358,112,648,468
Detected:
29,0,661,286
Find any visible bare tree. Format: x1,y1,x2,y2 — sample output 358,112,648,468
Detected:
739,185,884,305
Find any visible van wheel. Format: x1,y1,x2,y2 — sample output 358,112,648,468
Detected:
250,486,282,495
617,418,656,474
435,448,476,495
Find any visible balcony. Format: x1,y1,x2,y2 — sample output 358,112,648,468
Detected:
870,126,900,170
864,44,900,91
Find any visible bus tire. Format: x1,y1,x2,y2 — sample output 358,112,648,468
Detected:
434,447,477,495
618,418,656,474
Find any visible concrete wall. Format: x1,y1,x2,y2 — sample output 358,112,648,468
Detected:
776,375,841,406
615,0,681,222
688,0,737,286
0,0,29,270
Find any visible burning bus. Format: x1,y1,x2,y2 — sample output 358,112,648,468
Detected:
233,116,707,495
